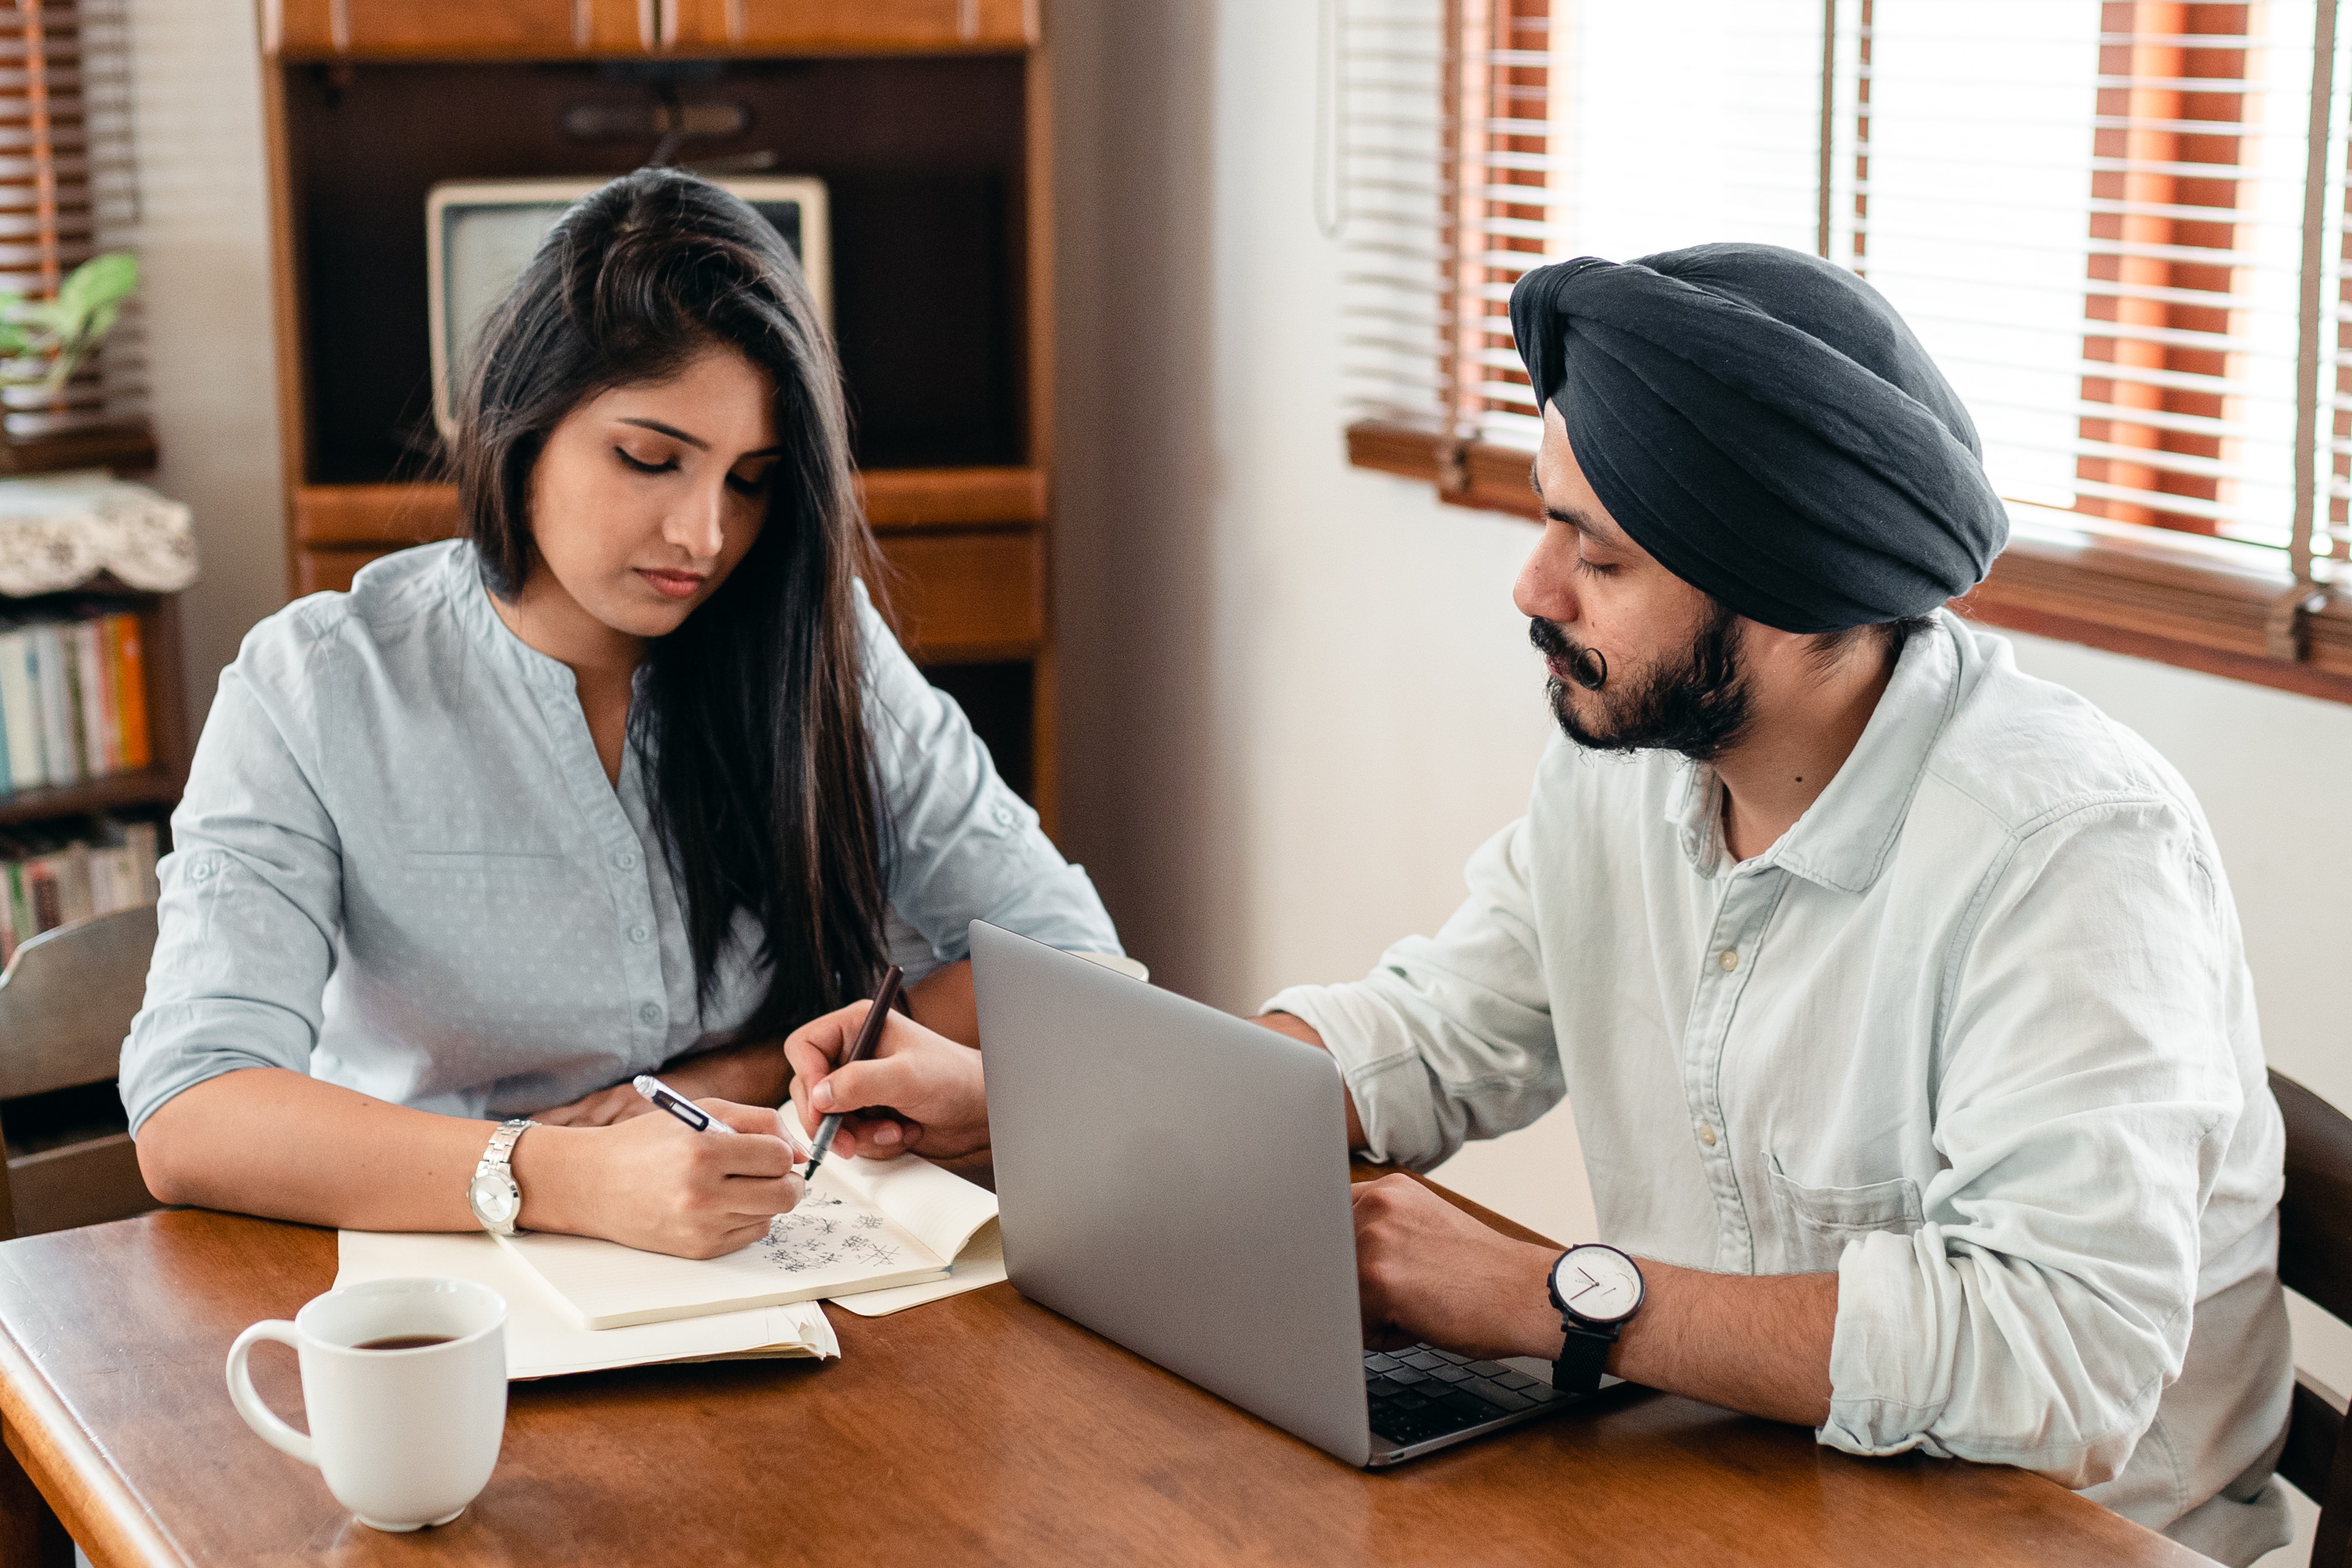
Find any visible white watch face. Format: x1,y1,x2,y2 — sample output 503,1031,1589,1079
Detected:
1555,1244,1643,1324
469,1171,520,1227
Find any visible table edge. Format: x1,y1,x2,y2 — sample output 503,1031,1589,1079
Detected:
0,1309,188,1568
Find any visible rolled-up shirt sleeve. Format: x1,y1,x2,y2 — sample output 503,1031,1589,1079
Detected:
121,630,344,1135
856,585,1120,963
1822,801,2245,1488
1262,818,1561,1171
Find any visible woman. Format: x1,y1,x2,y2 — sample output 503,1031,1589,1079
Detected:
123,169,1121,1258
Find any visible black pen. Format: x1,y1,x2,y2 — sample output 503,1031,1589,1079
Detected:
803,964,905,1182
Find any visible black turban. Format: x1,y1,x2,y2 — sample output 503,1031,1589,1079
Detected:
1507,243,2008,634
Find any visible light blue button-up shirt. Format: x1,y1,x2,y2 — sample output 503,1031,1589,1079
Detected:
122,540,1120,1130
1267,614,2290,1565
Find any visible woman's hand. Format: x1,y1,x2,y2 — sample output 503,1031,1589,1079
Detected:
531,1037,791,1127
784,1002,989,1162
512,1099,803,1259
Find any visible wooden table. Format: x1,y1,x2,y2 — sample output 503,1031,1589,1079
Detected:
0,1182,2205,1567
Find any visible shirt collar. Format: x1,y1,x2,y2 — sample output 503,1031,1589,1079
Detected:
441,541,580,693
1663,612,1967,893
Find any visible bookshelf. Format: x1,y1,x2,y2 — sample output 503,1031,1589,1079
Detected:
257,3,1061,825
0,586,191,833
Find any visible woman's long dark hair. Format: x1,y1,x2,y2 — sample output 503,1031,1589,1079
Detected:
450,168,889,1043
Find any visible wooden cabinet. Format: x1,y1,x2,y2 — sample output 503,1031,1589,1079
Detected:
666,0,1036,51
266,0,652,58
259,21,1059,821
263,0,1033,59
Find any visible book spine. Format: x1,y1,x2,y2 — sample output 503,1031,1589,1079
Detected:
74,617,112,777
54,842,93,926
0,857,14,967
30,624,80,787
4,859,26,949
0,631,41,790
89,846,130,916
113,611,151,772
27,858,60,934
0,645,10,792
126,819,160,903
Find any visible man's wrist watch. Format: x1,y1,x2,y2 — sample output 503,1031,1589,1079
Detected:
467,1119,534,1236
1547,1243,1644,1395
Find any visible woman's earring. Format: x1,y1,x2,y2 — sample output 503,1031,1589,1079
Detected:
1569,646,1608,691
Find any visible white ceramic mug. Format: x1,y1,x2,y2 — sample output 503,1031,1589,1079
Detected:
225,1275,508,1532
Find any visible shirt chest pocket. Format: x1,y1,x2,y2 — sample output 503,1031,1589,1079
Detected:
1764,1153,1924,1274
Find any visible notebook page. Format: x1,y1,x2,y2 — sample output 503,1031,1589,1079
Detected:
335,1230,837,1377
826,1152,1000,1262
829,1216,1006,1318
493,1161,953,1329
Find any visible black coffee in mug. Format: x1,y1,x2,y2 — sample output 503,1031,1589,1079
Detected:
353,1335,456,1352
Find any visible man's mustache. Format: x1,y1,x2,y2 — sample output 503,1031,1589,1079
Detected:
1528,617,1608,691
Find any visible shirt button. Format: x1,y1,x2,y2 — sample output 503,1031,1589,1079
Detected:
190,861,214,882
1699,1124,1719,1148
629,924,650,944
613,850,638,871
1718,949,1739,972
992,806,1014,828
639,1002,662,1026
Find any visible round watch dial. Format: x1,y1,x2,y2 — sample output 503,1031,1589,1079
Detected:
469,1171,519,1227
1553,1244,1643,1324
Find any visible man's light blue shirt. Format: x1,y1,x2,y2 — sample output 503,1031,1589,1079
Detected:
122,539,1121,1129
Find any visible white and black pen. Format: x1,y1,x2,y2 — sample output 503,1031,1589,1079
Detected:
633,1073,734,1135
634,1073,815,1159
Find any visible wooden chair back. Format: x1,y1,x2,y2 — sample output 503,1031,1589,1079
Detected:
2273,1068,2352,1568
0,904,162,1240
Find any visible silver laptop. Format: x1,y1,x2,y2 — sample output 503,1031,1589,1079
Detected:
971,920,1581,1466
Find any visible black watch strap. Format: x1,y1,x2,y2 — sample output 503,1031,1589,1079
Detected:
1552,1319,1618,1396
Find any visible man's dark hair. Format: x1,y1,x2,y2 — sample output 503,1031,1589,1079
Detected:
448,166,888,1042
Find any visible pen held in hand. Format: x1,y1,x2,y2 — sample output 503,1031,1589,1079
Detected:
633,1073,812,1160
803,964,906,1182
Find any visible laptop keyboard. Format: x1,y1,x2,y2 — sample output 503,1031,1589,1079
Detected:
1364,1344,1561,1447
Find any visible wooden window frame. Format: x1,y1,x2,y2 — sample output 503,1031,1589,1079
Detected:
1348,2,2352,706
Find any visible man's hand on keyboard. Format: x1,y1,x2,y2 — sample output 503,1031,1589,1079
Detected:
1350,1174,1566,1361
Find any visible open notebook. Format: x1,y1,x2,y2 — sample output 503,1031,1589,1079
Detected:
335,1229,839,1379
493,1153,1000,1330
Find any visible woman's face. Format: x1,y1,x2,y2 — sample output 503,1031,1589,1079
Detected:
524,343,783,642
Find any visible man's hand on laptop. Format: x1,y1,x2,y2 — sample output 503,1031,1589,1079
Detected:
784,1002,990,1162
1351,1174,1565,1361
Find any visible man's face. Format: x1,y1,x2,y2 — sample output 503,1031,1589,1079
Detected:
1516,404,1753,760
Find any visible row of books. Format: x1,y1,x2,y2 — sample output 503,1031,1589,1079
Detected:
0,817,160,967
0,603,154,794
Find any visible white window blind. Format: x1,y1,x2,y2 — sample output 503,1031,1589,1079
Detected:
1336,0,2350,595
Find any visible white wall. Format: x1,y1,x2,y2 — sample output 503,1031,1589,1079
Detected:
123,0,286,735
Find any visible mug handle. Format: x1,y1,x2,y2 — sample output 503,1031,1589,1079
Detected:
225,1321,316,1467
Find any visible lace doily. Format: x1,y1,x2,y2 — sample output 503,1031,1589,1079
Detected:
0,470,199,598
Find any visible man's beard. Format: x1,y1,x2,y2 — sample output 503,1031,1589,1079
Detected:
1529,602,1753,762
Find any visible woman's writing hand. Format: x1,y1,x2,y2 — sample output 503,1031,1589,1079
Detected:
511,1099,802,1258
784,1003,989,1162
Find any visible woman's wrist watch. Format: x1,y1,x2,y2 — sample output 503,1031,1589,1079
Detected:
1547,1243,1644,1395
467,1119,534,1236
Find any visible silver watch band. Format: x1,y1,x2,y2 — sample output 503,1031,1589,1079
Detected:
468,1118,533,1236
478,1118,531,1173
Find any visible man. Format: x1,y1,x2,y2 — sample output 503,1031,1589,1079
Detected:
785,244,2292,1564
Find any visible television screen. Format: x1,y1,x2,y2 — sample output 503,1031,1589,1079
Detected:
424,176,831,440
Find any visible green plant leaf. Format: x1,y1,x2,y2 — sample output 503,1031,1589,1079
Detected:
57,252,137,319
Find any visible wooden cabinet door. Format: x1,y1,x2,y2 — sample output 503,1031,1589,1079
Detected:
664,0,1036,51
265,0,653,58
